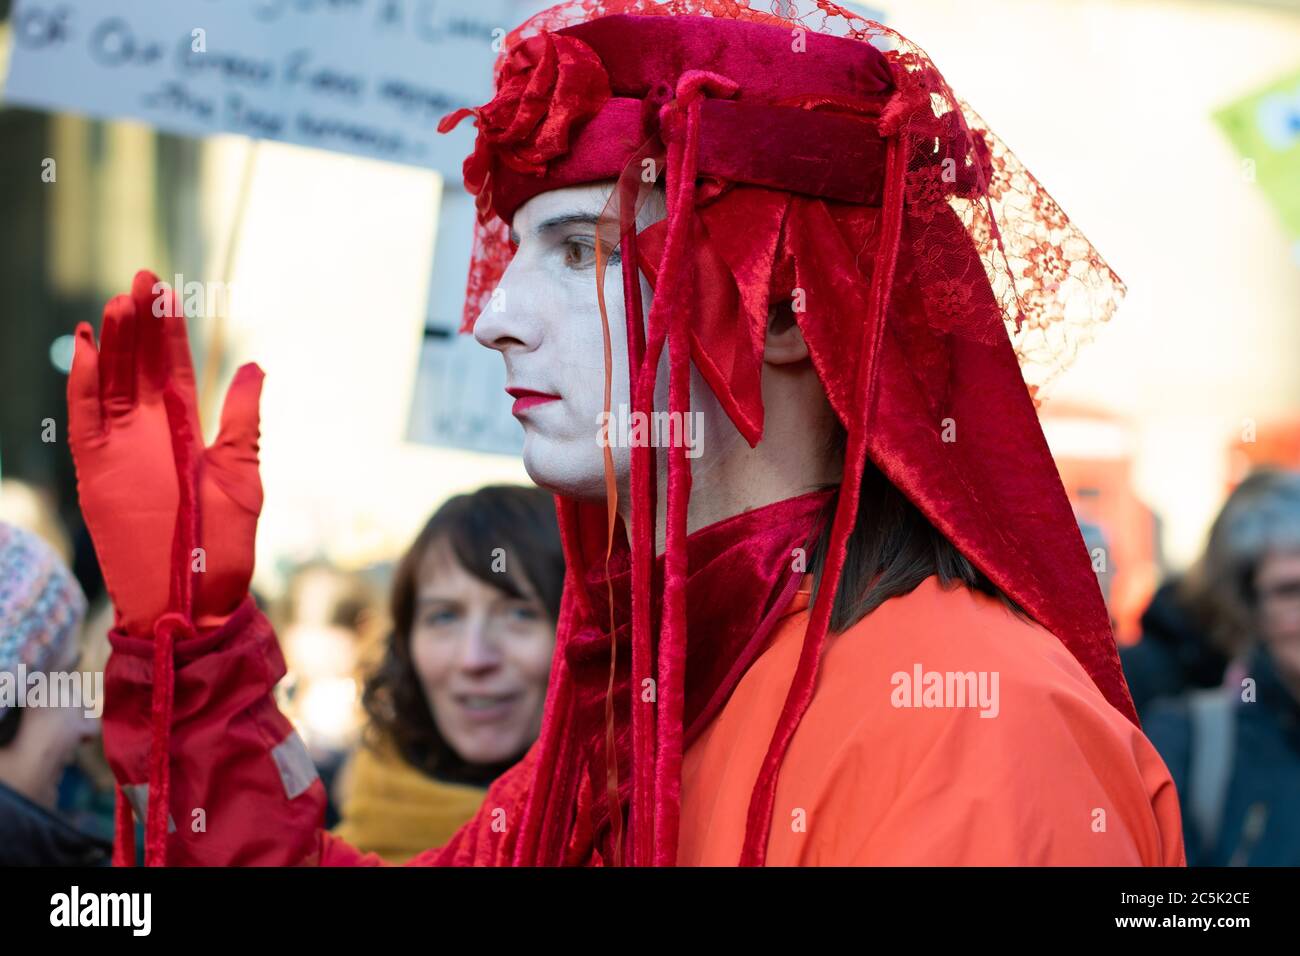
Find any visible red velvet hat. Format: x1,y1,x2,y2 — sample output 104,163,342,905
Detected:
440,0,1132,866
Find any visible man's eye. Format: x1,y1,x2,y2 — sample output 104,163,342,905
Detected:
562,236,619,270
563,237,596,269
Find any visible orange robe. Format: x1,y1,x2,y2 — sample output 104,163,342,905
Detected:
677,576,1185,865
302,573,1185,867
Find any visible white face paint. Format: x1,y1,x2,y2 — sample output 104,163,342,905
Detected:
475,182,742,503
474,183,654,499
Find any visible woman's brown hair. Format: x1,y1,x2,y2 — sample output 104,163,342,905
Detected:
1176,468,1300,657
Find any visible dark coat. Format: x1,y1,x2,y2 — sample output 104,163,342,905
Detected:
0,779,111,866
1143,645,1300,866
1121,579,1229,717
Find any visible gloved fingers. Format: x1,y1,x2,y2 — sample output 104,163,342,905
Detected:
129,270,168,402
67,321,104,446
131,269,201,437
207,363,265,513
99,293,138,421
210,363,264,462
162,309,198,405
131,270,197,392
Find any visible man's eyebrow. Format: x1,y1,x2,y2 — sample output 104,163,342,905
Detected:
510,212,601,245
536,213,601,234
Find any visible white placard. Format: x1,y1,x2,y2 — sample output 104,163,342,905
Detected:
408,187,524,455
4,0,535,175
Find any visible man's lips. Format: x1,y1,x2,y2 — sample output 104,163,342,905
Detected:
506,387,561,415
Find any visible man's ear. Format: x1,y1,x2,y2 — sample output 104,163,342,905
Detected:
764,300,810,365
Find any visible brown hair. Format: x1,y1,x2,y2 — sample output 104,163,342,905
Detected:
1176,468,1300,657
361,485,564,786
0,708,20,748
810,425,1027,632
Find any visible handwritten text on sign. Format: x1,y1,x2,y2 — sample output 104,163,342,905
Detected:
4,0,533,176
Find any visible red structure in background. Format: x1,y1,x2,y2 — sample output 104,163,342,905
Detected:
1227,418,1300,488
1042,410,1300,646
1040,404,1159,646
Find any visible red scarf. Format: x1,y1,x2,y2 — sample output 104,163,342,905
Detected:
564,490,831,862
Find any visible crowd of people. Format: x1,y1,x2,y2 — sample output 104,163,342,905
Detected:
0,479,565,865
1,0,1297,869
2,464,1299,866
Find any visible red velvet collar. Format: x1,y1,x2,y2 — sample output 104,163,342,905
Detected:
562,489,831,860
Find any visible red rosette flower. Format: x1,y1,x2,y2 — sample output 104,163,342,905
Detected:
439,31,612,218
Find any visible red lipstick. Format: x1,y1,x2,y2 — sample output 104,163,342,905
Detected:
506,387,560,415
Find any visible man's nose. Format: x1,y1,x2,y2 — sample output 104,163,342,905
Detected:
472,261,540,356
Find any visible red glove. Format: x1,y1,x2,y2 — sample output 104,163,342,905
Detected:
67,270,264,637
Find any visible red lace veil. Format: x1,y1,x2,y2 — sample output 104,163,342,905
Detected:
438,0,1132,867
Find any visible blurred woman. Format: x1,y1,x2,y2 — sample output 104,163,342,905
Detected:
1143,468,1300,865
333,486,563,862
0,521,108,865
1123,470,1300,715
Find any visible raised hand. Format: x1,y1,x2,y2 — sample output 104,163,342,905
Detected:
67,270,265,636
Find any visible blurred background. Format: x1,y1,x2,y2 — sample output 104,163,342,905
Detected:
1,0,1298,857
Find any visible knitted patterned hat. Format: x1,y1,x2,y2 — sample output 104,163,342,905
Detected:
0,521,87,718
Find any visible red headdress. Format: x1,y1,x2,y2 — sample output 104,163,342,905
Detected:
438,0,1132,867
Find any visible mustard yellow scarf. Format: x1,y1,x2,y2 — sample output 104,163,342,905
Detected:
333,740,488,864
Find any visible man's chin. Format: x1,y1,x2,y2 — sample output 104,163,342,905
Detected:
521,435,610,502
